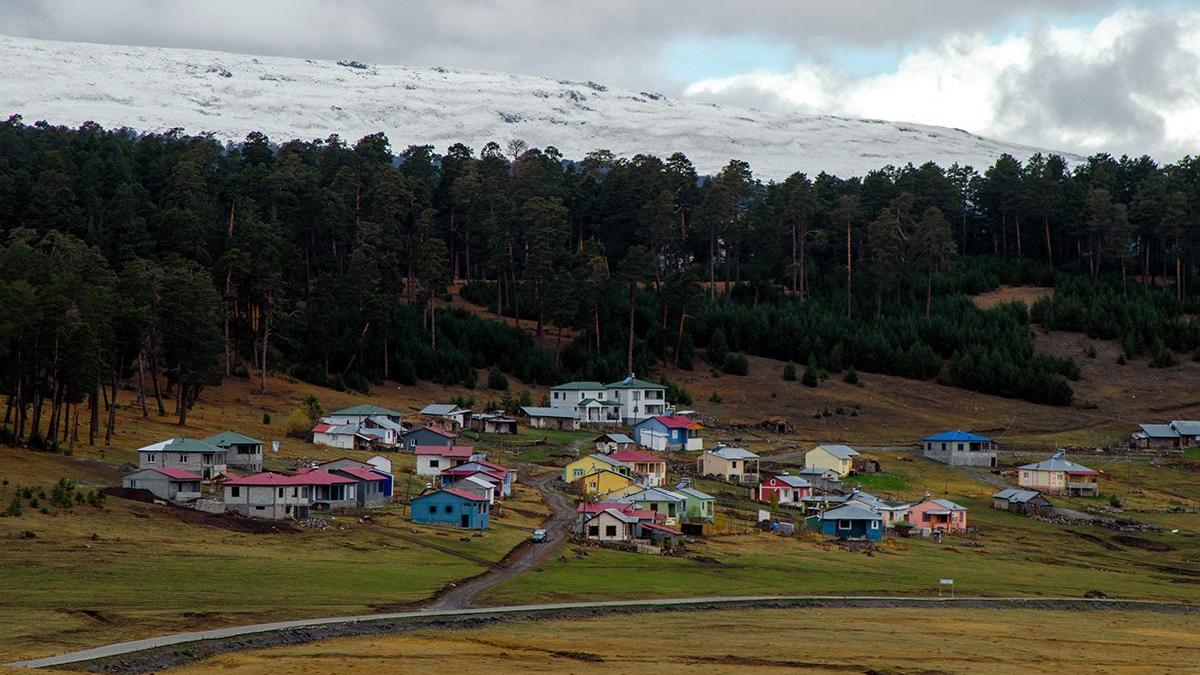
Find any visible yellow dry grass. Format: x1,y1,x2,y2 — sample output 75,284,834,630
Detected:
971,285,1054,310
170,606,1200,674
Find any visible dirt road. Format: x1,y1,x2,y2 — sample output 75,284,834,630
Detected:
424,471,573,610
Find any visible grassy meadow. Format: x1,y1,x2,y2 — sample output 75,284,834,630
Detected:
171,606,1200,674
2,361,1200,665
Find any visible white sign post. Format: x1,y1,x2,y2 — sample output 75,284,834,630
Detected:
939,578,954,598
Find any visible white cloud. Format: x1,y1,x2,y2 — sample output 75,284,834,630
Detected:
684,9,1200,161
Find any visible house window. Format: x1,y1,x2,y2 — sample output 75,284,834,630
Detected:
179,454,189,463
922,513,930,522
146,453,156,463
255,505,265,511
573,468,583,477
278,487,284,498
444,504,453,513
430,459,440,468
605,525,617,537
731,461,738,469
292,487,299,497
231,486,241,497
871,521,879,529
588,525,599,536
838,520,852,530
428,505,437,514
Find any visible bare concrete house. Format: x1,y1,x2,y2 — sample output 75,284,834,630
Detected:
137,437,228,480
203,431,264,472
921,430,997,467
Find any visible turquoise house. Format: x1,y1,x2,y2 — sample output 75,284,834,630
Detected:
811,504,883,541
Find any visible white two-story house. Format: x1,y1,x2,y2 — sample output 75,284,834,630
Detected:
604,375,667,424
548,374,666,425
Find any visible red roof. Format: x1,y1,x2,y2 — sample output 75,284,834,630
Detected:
652,415,701,430
640,522,682,535
150,467,203,481
225,470,355,487
311,423,333,433
333,467,389,482
574,502,662,520
414,445,474,457
440,488,488,502
609,448,665,464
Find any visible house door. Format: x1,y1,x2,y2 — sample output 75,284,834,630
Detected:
461,514,470,527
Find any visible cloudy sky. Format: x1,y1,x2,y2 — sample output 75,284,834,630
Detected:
2,0,1197,161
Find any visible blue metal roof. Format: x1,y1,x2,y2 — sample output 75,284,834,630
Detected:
923,430,993,443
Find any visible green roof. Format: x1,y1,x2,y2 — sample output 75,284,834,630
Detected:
203,431,262,447
551,381,605,391
138,437,222,454
332,403,404,417
604,377,665,390
578,397,619,407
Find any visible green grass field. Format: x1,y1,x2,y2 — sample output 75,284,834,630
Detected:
481,451,1200,607
0,445,547,662
3,371,1200,666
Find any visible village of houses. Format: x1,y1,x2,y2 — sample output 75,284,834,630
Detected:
111,373,1200,559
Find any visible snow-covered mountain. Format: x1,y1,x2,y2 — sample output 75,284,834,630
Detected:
0,34,1078,179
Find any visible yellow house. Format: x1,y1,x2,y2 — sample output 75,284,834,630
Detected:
804,444,860,477
579,469,637,498
562,454,631,483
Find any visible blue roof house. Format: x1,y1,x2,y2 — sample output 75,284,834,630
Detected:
810,504,884,541
410,489,490,529
922,430,997,467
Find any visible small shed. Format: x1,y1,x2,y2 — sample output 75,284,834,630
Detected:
992,488,1052,513
521,406,580,431
638,521,684,547
594,433,637,454
852,458,882,474
471,413,518,435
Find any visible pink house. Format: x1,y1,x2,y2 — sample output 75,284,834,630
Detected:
906,496,968,532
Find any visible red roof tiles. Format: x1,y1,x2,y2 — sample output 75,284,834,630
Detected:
441,488,488,502
414,445,474,457
651,415,701,430
609,448,665,464
225,470,355,487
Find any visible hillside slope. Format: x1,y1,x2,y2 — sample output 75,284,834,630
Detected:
0,34,1078,178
